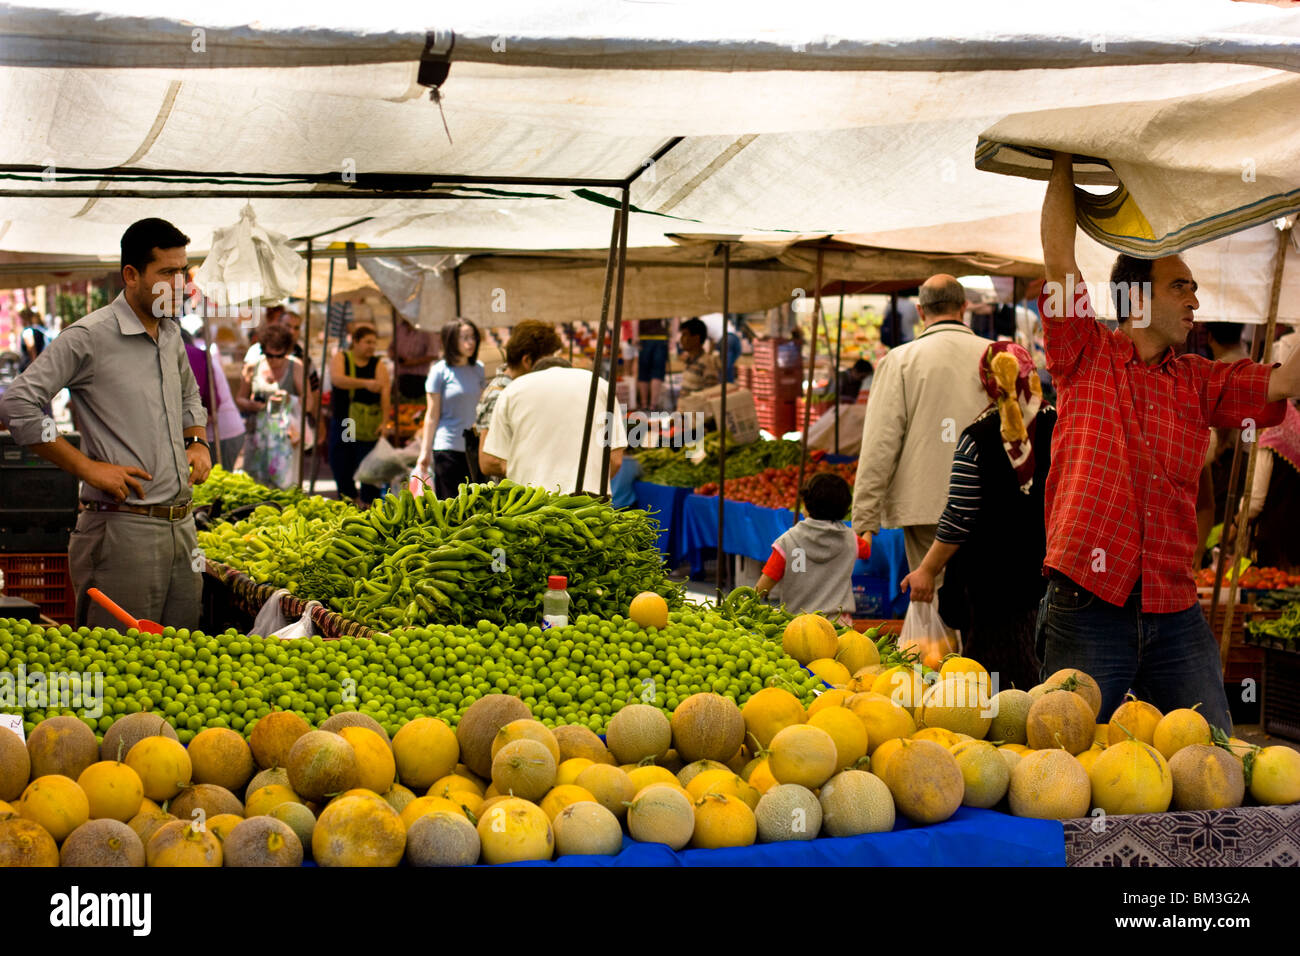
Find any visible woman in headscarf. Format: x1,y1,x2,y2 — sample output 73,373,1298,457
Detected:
899,342,1057,691
1245,398,1300,572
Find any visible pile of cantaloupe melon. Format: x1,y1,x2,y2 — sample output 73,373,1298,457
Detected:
775,614,1300,827
3,613,1299,866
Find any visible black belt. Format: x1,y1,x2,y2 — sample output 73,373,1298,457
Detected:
80,500,192,521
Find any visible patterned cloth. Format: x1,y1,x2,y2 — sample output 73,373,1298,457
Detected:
680,350,722,396
1065,803,1300,867
979,341,1044,493
475,370,513,433
1039,286,1283,612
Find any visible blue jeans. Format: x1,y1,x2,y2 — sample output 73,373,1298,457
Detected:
1035,574,1233,735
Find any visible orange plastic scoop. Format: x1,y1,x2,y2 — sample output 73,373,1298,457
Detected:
87,587,164,635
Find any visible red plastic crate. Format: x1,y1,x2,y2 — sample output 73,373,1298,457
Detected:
0,553,75,623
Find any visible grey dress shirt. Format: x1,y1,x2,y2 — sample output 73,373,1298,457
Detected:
0,293,207,506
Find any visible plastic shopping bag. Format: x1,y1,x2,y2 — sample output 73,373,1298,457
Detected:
250,588,293,637
898,598,961,669
270,601,323,641
355,437,409,486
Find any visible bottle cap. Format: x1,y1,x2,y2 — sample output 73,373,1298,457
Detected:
547,575,567,590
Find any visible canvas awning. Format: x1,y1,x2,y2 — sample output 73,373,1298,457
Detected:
0,0,1297,259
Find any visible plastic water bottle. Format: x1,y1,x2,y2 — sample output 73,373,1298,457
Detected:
542,575,570,630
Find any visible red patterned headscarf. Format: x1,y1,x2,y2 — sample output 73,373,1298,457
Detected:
979,342,1044,493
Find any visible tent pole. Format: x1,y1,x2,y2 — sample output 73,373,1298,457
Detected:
307,257,335,495
599,188,631,497
201,295,222,469
567,323,575,364
834,288,845,455
1217,224,1291,671
792,249,825,525
297,242,312,492
716,242,731,604
576,205,621,494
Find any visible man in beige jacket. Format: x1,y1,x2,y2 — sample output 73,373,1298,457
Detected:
852,275,990,585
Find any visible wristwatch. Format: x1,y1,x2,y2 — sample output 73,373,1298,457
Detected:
185,436,211,452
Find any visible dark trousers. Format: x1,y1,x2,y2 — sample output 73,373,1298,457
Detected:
328,424,381,503
1035,574,1233,733
433,449,471,499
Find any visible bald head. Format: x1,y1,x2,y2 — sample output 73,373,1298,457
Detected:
917,274,967,325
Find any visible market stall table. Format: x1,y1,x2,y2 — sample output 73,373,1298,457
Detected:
201,559,377,641
632,480,694,568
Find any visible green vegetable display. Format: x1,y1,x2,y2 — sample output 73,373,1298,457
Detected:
200,481,681,631
637,435,806,487
0,612,824,740
191,465,307,511
1247,600,1300,645
198,495,355,594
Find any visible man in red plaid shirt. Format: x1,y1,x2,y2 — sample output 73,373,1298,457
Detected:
1035,152,1300,733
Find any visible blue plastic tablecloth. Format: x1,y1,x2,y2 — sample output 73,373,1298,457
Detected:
632,481,694,568
505,806,1065,867
680,494,909,610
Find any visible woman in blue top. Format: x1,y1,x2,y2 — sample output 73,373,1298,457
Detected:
416,319,485,499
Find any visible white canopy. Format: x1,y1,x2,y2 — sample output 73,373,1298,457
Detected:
1,1,1298,321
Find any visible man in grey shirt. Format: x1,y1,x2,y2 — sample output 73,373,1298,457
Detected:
0,218,212,629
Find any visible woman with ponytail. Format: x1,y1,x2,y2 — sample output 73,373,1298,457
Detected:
899,342,1057,691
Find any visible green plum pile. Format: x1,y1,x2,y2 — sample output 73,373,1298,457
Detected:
201,482,680,631
191,465,307,511
0,610,822,740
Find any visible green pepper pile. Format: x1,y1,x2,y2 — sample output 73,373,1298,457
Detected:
1247,600,1300,645
200,482,681,632
191,465,307,511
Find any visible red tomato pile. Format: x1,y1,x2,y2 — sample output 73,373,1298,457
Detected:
1196,565,1300,589
696,460,858,511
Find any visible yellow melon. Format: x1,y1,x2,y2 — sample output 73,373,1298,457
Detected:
807,658,852,688
848,693,917,754
339,727,397,796
1089,739,1173,815
1026,690,1094,755
627,765,679,794
539,784,599,821
314,794,405,866
782,614,839,666
950,740,1011,809
626,784,694,851
807,707,869,770
768,725,839,789
685,769,761,810
146,819,222,867
187,728,255,793
491,719,561,766
1152,706,1212,761
670,693,746,763
835,630,881,674
747,759,778,795
19,774,89,842
1007,749,1090,820
76,761,144,823
245,784,305,818
884,739,964,824
1044,668,1102,719
869,737,906,780
1169,744,1245,811
742,687,807,752
691,793,756,849
391,718,459,790
806,688,853,717
476,797,554,864
1248,746,1300,806
125,737,192,802
918,674,993,739
248,711,312,771
1107,698,1163,746
556,758,595,786
871,666,927,712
